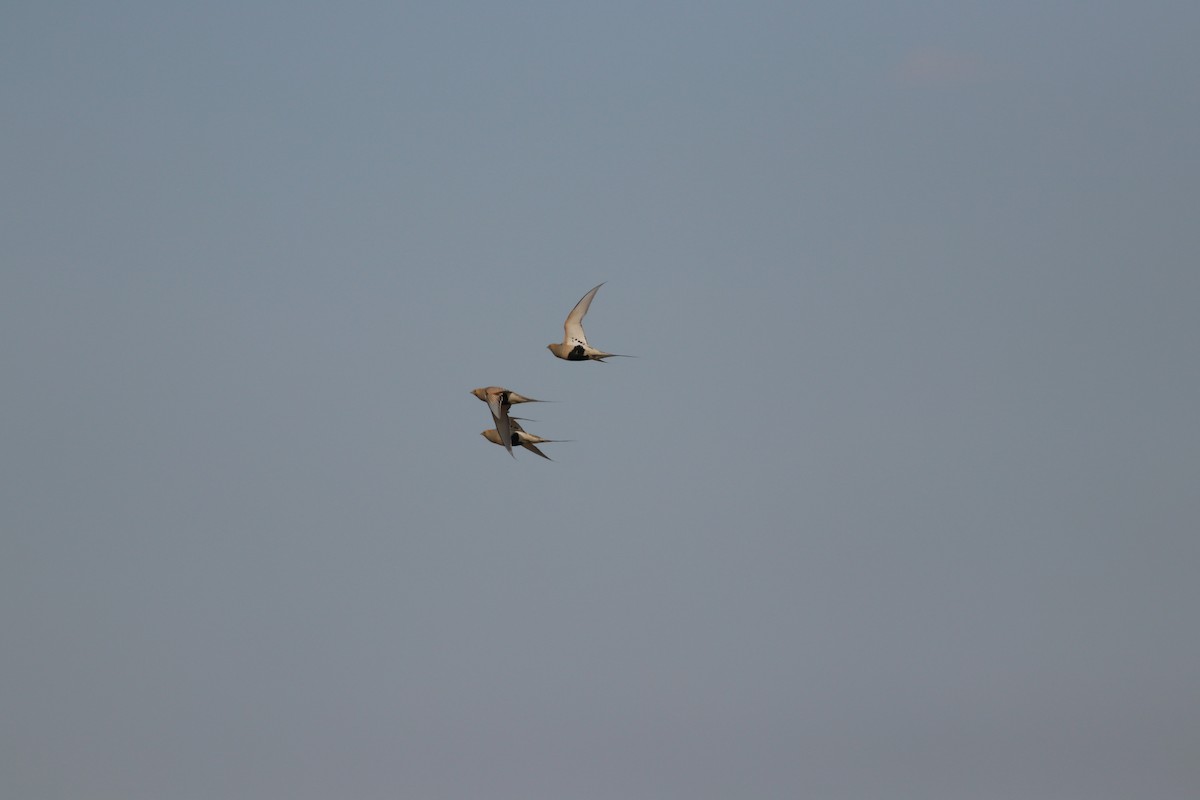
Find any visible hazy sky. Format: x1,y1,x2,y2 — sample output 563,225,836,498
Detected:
3,2,1198,798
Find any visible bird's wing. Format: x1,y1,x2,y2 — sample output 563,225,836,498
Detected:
495,414,515,457
563,283,604,347
486,392,515,457
521,441,553,460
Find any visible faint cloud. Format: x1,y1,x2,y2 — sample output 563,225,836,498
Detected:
893,47,986,88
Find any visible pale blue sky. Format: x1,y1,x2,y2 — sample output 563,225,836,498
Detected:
3,3,1198,798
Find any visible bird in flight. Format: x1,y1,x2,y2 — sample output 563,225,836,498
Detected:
470,386,546,457
481,418,568,460
547,283,633,362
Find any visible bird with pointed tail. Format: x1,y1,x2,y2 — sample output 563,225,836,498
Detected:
470,386,546,457
481,418,569,460
547,283,633,362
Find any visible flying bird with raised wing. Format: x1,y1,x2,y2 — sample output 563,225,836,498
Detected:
470,386,546,457
481,418,568,460
547,283,633,362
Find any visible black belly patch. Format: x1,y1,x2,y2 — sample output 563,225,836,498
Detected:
567,344,588,360
510,433,522,446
